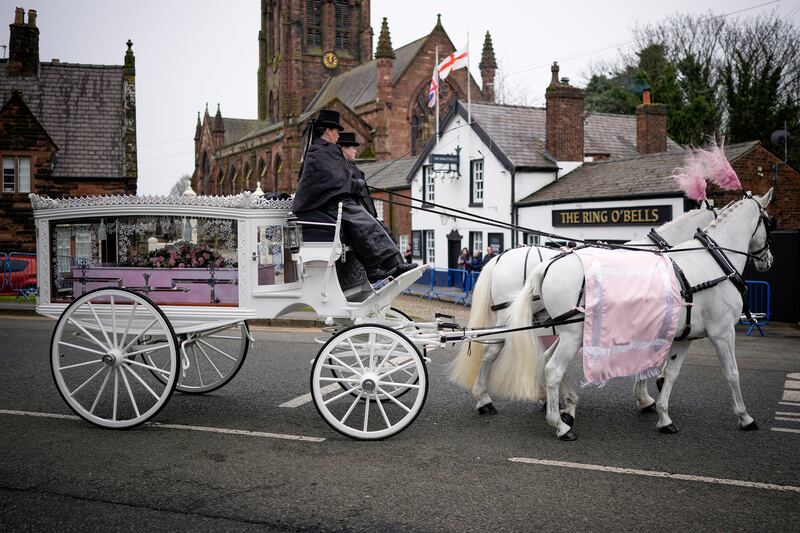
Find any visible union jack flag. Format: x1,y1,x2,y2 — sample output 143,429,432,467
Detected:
427,67,438,108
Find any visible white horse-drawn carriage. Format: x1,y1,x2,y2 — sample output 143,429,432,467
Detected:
31,142,776,442
32,191,476,440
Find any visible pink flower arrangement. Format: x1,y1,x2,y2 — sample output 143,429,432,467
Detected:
124,241,237,269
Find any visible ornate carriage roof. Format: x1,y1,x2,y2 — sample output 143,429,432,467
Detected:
29,192,294,211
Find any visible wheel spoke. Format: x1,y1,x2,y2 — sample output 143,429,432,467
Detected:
89,368,113,414
58,341,106,357
121,364,161,401
375,393,392,428
327,353,361,377
119,302,139,350
112,367,119,421
207,334,240,340
110,296,118,349
68,365,106,397
119,363,140,418
197,342,224,380
374,341,399,371
120,318,159,353
87,300,114,350
377,360,416,380
368,332,376,371
124,358,171,377
363,397,370,432
376,380,420,389
67,317,109,353
192,345,204,388
124,342,173,358
318,376,360,384
339,392,363,424
197,338,237,362
324,385,362,405
347,339,366,371
376,385,412,413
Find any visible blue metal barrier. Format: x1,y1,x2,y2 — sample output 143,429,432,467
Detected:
739,280,770,336
402,267,434,298
4,252,37,300
428,268,473,306
0,252,7,292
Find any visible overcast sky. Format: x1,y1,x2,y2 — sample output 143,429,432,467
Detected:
6,0,798,194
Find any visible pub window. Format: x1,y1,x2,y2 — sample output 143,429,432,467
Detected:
306,0,322,49
424,230,436,265
374,199,384,221
524,233,540,246
422,165,435,204
2,156,31,193
334,1,350,50
470,159,484,205
399,234,409,255
469,231,483,257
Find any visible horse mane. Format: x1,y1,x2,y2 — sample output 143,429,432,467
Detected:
707,197,745,230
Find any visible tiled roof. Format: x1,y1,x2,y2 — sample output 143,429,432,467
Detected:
0,61,127,178
305,36,427,112
222,118,265,146
358,156,418,190
464,101,682,170
517,141,760,205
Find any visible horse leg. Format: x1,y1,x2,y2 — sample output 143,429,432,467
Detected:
708,327,757,430
544,326,581,440
559,378,578,427
633,379,656,413
473,341,502,415
655,342,690,433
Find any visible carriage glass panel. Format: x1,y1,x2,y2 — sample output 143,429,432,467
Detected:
49,215,239,306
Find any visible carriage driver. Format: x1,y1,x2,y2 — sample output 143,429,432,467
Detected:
293,110,417,283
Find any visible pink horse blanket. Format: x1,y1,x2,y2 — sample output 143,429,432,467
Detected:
575,247,682,385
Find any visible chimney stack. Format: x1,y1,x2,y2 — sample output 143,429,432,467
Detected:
636,87,667,154
479,31,497,103
545,62,584,162
8,7,40,77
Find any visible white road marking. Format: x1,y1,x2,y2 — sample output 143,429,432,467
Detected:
779,401,800,407
508,458,800,493
775,411,800,417
787,373,800,380
0,409,325,442
771,427,800,435
279,384,339,408
774,417,800,423
783,390,800,402
784,380,800,390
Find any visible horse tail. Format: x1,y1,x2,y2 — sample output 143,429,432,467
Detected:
486,261,546,401
449,257,496,390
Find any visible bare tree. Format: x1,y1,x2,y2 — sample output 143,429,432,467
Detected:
169,174,192,196
494,58,535,106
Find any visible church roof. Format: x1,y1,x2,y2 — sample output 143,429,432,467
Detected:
305,35,427,112
0,61,128,178
358,156,418,190
517,141,759,206
221,118,265,146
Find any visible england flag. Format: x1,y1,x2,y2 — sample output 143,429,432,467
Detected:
437,48,468,80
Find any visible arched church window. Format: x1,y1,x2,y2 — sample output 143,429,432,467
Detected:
334,1,350,51
216,169,224,196
274,155,282,191
305,0,321,49
268,92,275,122
244,160,252,191
411,115,419,156
202,152,210,193
229,165,237,195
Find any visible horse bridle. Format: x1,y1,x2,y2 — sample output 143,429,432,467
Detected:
745,195,776,263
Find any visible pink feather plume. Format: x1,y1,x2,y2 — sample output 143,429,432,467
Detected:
672,137,741,201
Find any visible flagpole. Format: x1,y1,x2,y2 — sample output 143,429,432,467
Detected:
435,45,440,147
466,32,471,127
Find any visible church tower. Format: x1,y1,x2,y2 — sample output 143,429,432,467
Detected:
258,0,373,122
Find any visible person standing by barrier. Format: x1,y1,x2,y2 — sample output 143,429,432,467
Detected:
471,250,483,273
457,247,471,289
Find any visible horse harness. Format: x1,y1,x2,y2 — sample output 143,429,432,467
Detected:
489,246,540,313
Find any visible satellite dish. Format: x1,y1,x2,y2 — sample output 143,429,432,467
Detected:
770,129,789,146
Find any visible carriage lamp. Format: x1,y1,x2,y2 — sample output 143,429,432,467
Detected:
285,217,303,253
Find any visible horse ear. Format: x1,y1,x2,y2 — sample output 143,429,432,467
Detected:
759,188,774,207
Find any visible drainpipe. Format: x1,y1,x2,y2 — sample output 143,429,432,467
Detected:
510,169,516,247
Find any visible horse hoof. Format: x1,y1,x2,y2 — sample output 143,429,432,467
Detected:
740,420,759,431
477,403,498,416
656,377,665,392
640,403,657,414
658,423,679,434
560,413,575,427
559,429,578,441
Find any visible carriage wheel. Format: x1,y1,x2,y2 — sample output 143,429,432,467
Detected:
330,308,420,401
311,324,428,440
144,322,250,394
50,288,178,429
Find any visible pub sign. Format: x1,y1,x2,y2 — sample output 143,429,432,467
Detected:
552,205,673,226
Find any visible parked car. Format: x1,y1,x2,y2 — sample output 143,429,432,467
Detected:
1,254,37,297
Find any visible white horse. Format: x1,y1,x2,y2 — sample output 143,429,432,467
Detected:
502,191,774,440
450,206,719,416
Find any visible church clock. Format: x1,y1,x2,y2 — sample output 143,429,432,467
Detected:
322,51,338,70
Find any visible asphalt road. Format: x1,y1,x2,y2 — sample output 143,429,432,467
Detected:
2,315,799,532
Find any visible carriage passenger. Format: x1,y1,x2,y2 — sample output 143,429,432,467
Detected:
292,110,417,283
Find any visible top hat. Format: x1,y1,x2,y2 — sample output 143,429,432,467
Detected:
337,132,360,147
315,109,344,131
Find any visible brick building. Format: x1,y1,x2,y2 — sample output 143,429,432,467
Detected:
0,7,137,252
192,1,496,247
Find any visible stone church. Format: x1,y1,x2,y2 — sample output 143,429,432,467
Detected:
191,0,497,198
